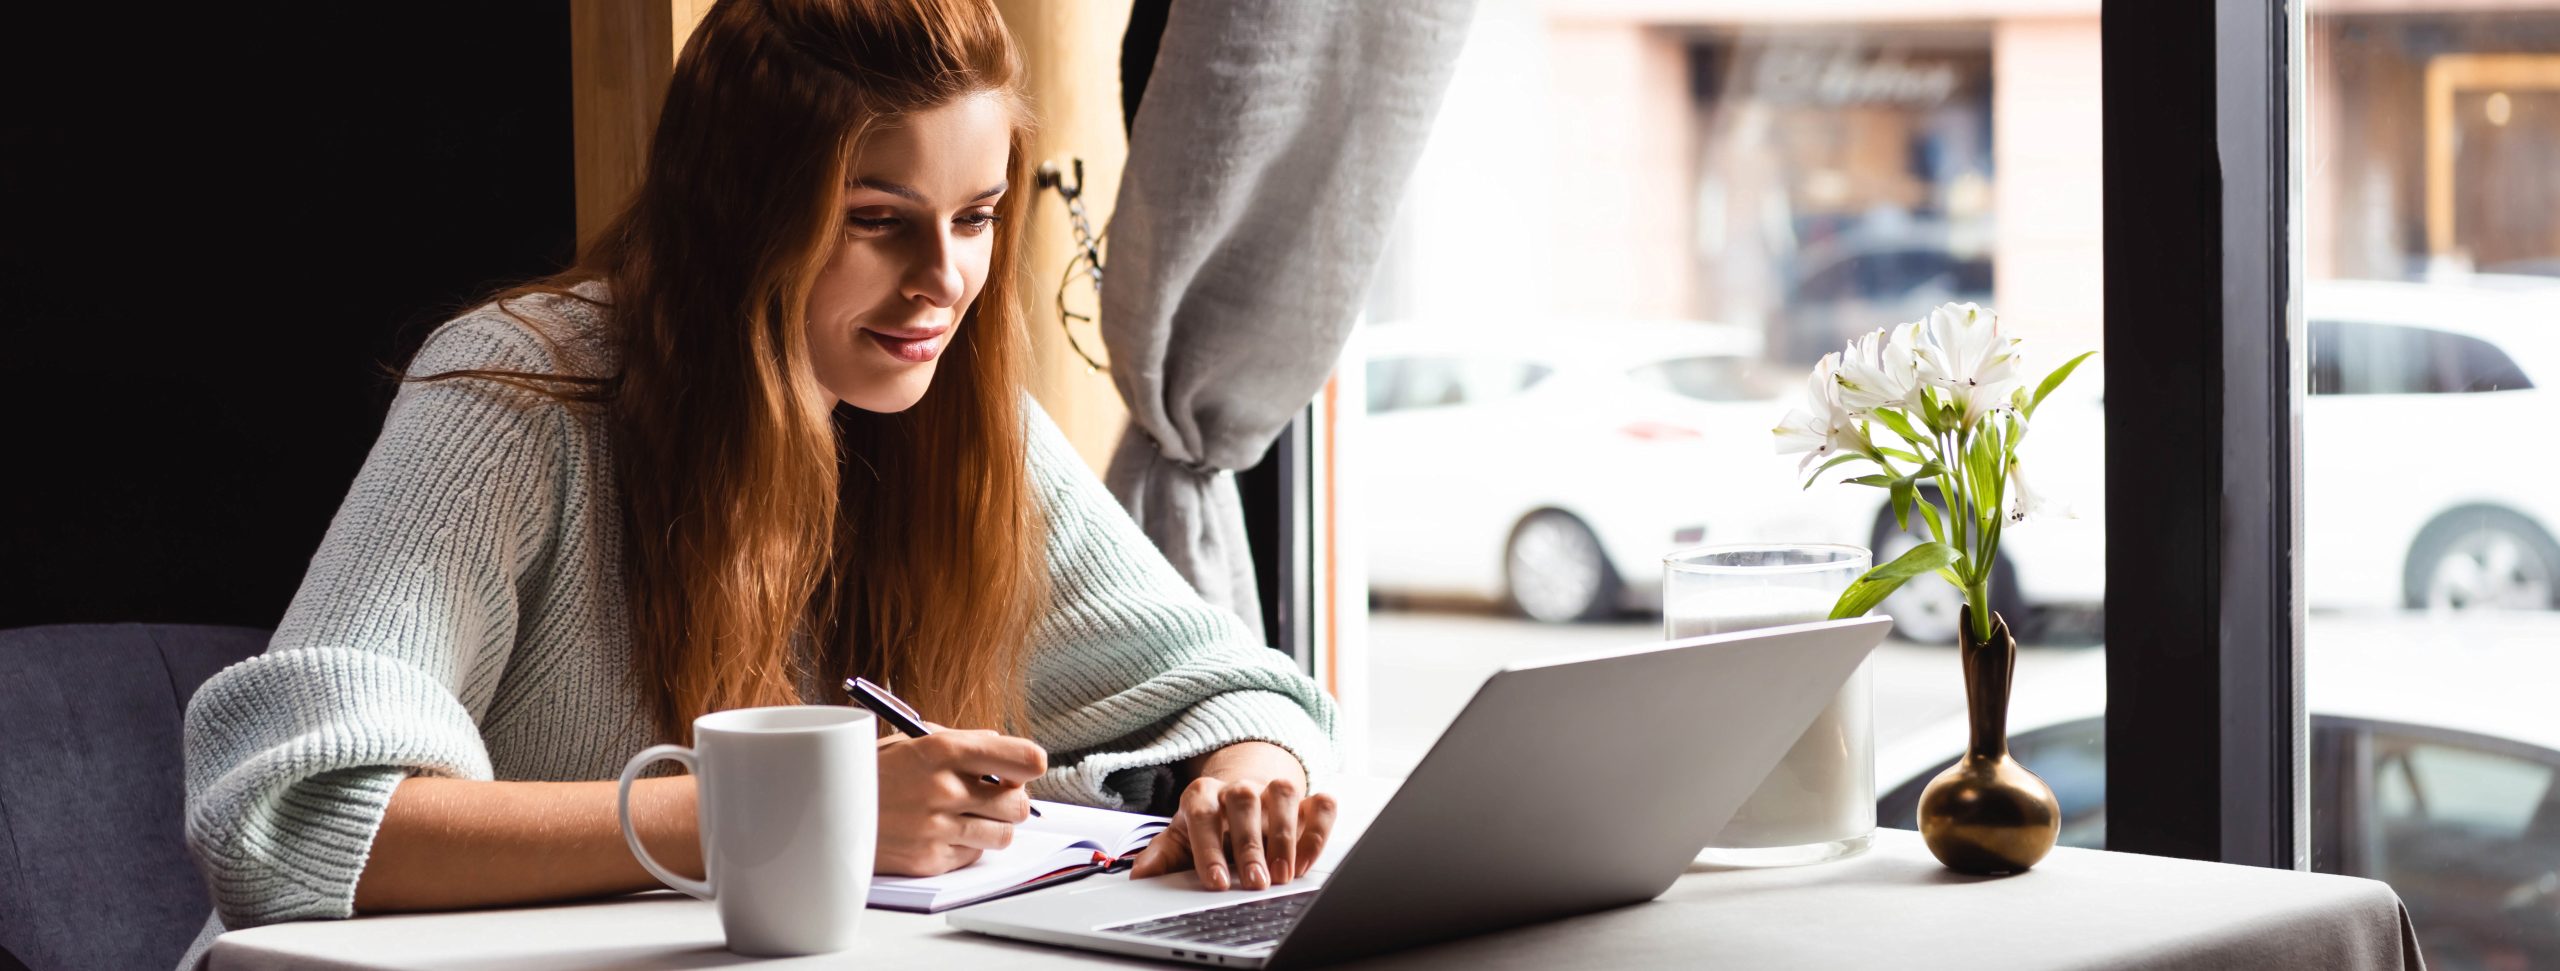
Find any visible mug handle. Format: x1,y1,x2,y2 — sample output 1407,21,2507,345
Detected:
619,743,714,900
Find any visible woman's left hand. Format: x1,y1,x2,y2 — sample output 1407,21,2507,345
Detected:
1128,741,1337,891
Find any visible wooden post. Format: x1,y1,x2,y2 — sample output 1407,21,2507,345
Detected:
569,1,715,251
994,0,1134,475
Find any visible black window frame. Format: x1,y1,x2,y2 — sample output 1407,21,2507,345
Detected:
2102,0,2307,868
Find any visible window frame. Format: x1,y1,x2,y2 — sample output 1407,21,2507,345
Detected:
2100,0,2309,868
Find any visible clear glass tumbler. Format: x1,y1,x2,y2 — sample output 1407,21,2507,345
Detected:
1664,543,1875,867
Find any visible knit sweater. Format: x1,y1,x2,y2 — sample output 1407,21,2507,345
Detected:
177,285,1338,940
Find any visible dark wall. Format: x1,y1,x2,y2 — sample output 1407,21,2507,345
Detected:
1,5,576,630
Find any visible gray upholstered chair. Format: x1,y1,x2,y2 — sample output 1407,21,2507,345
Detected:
0,624,268,971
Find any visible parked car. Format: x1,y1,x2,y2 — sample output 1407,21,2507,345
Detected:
1357,319,1842,622
1361,280,2560,637
1853,278,2560,641
2302,280,2560,613
1354,318,2099,632
1775,217,1995,367
1875,616,2560,971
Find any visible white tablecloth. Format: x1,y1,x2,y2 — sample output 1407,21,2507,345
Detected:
211,780,2420,970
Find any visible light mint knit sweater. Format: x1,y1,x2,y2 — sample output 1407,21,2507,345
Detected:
178,286,1337,942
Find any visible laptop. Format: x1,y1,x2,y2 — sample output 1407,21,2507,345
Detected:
948,615,1892,969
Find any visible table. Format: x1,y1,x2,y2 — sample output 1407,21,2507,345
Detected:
211,780,2423,971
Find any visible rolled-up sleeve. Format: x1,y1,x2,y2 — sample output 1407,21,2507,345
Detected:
1015,399,1338,813
181,316,572,927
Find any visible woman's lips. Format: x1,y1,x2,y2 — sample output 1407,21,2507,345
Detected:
863,326,948,364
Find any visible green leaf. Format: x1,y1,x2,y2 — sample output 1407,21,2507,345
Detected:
1954,432,1986,520
1830,541,1962,620
2024,351,2097,421
1873,408,1930,449
1915,492,1948,542
1845,473,1895,488
1799,452,1869,489
1880,463,1946,533
1876,446,1924,464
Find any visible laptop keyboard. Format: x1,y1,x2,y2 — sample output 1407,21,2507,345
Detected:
1101,890,1319,950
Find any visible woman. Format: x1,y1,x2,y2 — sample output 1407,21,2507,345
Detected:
179,0,1336,953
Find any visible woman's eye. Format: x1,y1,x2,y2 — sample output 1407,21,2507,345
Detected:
845,211,901,235
955,211,1001,234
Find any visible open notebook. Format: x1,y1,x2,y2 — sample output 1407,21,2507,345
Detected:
868,800,1170,913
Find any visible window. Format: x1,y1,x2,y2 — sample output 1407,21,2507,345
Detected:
2370,738,2553,840
1626,355,1786,403
2346,723,2560,970
2304,2,2560,963
2309,320,2537,395
1364,356,1550,415
1343,2,2108,803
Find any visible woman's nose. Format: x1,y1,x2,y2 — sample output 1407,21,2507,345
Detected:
903,231,965,308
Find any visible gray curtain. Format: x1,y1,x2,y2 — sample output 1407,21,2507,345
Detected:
1102,0,1473,638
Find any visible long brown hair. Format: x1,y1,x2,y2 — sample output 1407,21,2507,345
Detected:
424,0,1047,741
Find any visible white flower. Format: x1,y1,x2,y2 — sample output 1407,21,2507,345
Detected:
2007,457,2074,524
1912,302,2026,429
1774,353,1867,473
1834,322,1924,415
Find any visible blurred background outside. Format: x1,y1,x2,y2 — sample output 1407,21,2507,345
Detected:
1339,1,2560,967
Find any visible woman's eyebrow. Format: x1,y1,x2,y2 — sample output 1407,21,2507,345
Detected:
847,178,1009,204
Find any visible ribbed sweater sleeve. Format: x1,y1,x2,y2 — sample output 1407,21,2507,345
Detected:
1016,400,1339,813
180,316,574,928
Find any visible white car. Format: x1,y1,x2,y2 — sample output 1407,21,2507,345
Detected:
1357,319,1836,622
1800,278,2560,642
1353,318,2101,636
1359,279,2560,637
2301,279,2560,613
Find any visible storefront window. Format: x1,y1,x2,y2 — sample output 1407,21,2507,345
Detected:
2305,6,2560,968
1345,0,2108,823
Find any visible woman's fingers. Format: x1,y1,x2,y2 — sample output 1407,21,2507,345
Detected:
968,779,1034,823
1221,782,1269,890
1260,779,1302,884
1127,818,1192,879
926,730,1048,785
1130,780,1339,892
949,813,1016,851
1294,791,1338,877
1182,779,1232,890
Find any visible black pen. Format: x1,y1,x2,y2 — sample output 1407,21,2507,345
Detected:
843,676,1040,817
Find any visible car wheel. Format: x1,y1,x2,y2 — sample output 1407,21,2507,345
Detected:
2403,506,2560,612
1505,510,1620,623
1871,507,2024,645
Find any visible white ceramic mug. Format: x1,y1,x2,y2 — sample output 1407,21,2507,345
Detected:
618,705,878,956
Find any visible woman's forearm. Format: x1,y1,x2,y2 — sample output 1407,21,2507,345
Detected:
351,775,700,914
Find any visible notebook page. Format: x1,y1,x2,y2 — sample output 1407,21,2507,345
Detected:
1021,800,1171,859
868,829,1103,912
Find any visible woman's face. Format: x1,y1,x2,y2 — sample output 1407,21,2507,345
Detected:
805,93,1012,413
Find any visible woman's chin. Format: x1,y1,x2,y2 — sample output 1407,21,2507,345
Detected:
833,367,936,414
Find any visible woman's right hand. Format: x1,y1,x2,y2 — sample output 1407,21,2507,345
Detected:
873,728,1047,876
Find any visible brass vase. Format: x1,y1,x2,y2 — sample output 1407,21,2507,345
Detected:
1916,609,2061,874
